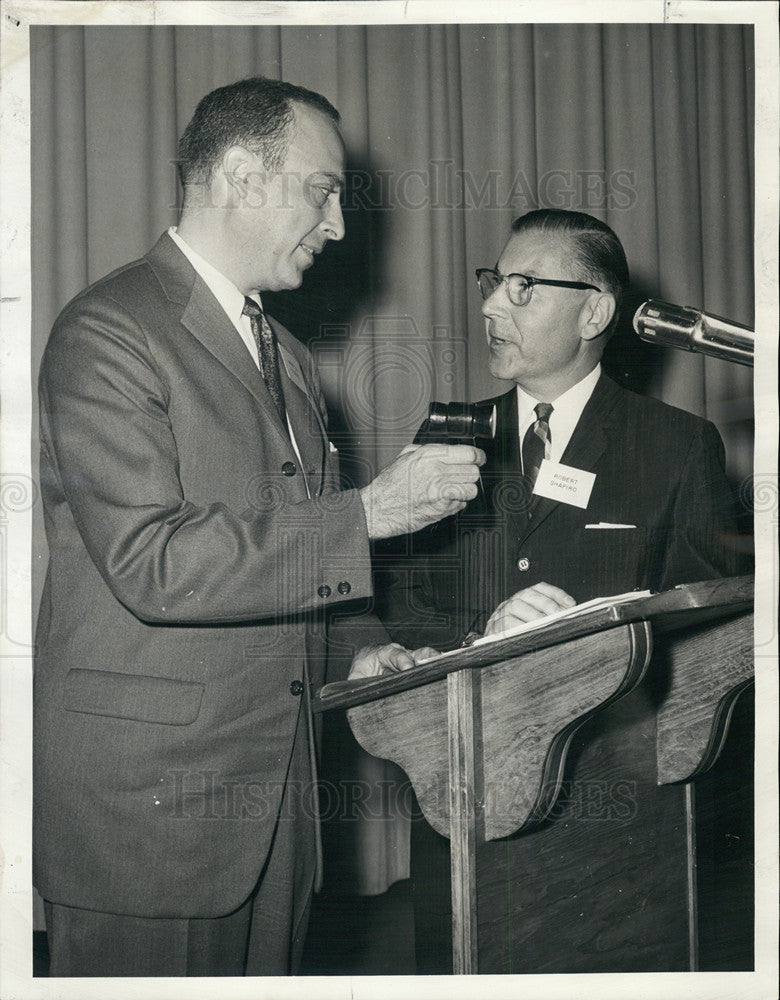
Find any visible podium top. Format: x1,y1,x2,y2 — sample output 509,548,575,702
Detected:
314,575,753,714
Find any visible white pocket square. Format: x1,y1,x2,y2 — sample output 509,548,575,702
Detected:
584,522,637,529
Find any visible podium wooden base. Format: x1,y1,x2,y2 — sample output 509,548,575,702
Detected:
411,677,754,974
413,680,693,973
315,577,754,974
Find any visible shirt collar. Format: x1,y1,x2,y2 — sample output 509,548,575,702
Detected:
516,364,600,417
515,363,601,460
168,226,262,325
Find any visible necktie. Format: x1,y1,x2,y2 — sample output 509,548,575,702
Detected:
521,401,554,499
242,297,287,425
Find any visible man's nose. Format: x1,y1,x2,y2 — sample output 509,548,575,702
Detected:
321,197,345,242
481,283,504,318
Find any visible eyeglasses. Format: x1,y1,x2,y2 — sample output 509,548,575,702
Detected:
475,268,601,307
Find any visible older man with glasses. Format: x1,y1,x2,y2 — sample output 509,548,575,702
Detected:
373,207,748,973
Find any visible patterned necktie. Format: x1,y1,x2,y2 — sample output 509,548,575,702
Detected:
242,297,287,425
521,401,554,497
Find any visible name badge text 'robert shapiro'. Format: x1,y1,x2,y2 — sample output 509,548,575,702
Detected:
533,460,595,509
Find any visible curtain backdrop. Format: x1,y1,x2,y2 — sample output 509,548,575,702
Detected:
31,23,754,895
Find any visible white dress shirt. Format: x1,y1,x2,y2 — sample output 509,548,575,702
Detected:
516,363,601,467
168,227,311,494
168,226,264,364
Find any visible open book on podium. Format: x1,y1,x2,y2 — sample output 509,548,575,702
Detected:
314,575,753,714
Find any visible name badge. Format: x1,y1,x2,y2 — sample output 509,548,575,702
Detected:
533,459,595,509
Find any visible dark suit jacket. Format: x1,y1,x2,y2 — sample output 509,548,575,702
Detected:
377,372,745,650
34,233,380,918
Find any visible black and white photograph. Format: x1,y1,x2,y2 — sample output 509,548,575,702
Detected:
0,2,777,997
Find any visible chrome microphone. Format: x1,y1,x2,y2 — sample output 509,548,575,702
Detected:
633,299,754,366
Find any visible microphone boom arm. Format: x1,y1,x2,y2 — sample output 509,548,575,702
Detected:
633,299,754,367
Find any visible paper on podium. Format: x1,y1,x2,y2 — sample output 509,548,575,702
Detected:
314,577,751,713
413,589,652,665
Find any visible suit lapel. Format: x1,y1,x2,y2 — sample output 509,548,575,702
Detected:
276,339,327,494
558,374,617,469
515,372,620,545
147,234,312,454
481,390,521,517
181,281,274,408
491,389,522,471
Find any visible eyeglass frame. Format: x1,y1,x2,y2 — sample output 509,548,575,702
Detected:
475,267,602,306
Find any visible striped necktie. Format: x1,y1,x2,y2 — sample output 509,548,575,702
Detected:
521,401,553,500
242,297,287,425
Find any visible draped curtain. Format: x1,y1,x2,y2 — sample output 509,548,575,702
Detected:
31,23,754,894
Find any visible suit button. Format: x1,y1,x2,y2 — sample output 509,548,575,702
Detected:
281,462,297,476
337,581,351,595
289,680,304,696
517,557,530,571
317,585,332,598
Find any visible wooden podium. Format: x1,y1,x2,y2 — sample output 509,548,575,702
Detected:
314,576,754,974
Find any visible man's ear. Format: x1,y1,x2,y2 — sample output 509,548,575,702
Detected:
221,146,265,203
579,291,616,341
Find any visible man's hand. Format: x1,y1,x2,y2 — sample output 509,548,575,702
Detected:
360,443,486,539
483,582,577,637
349,643,440,680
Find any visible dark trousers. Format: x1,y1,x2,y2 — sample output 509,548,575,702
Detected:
45,846,313,976
44,712,316,976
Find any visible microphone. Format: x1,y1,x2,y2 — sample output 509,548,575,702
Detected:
633,299,754,366
413,400,497,505
413,400,497,446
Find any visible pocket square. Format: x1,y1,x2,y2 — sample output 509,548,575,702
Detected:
584,522,637,529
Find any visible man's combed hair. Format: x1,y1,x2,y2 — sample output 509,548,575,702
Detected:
177,76,340,187
512,209,629,333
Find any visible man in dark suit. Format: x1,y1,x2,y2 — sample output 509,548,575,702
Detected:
373,208,746,972
34,77,484,977
381,207,743,649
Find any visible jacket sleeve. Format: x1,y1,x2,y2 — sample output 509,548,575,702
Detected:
656,418,751,590
39,293,374,625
